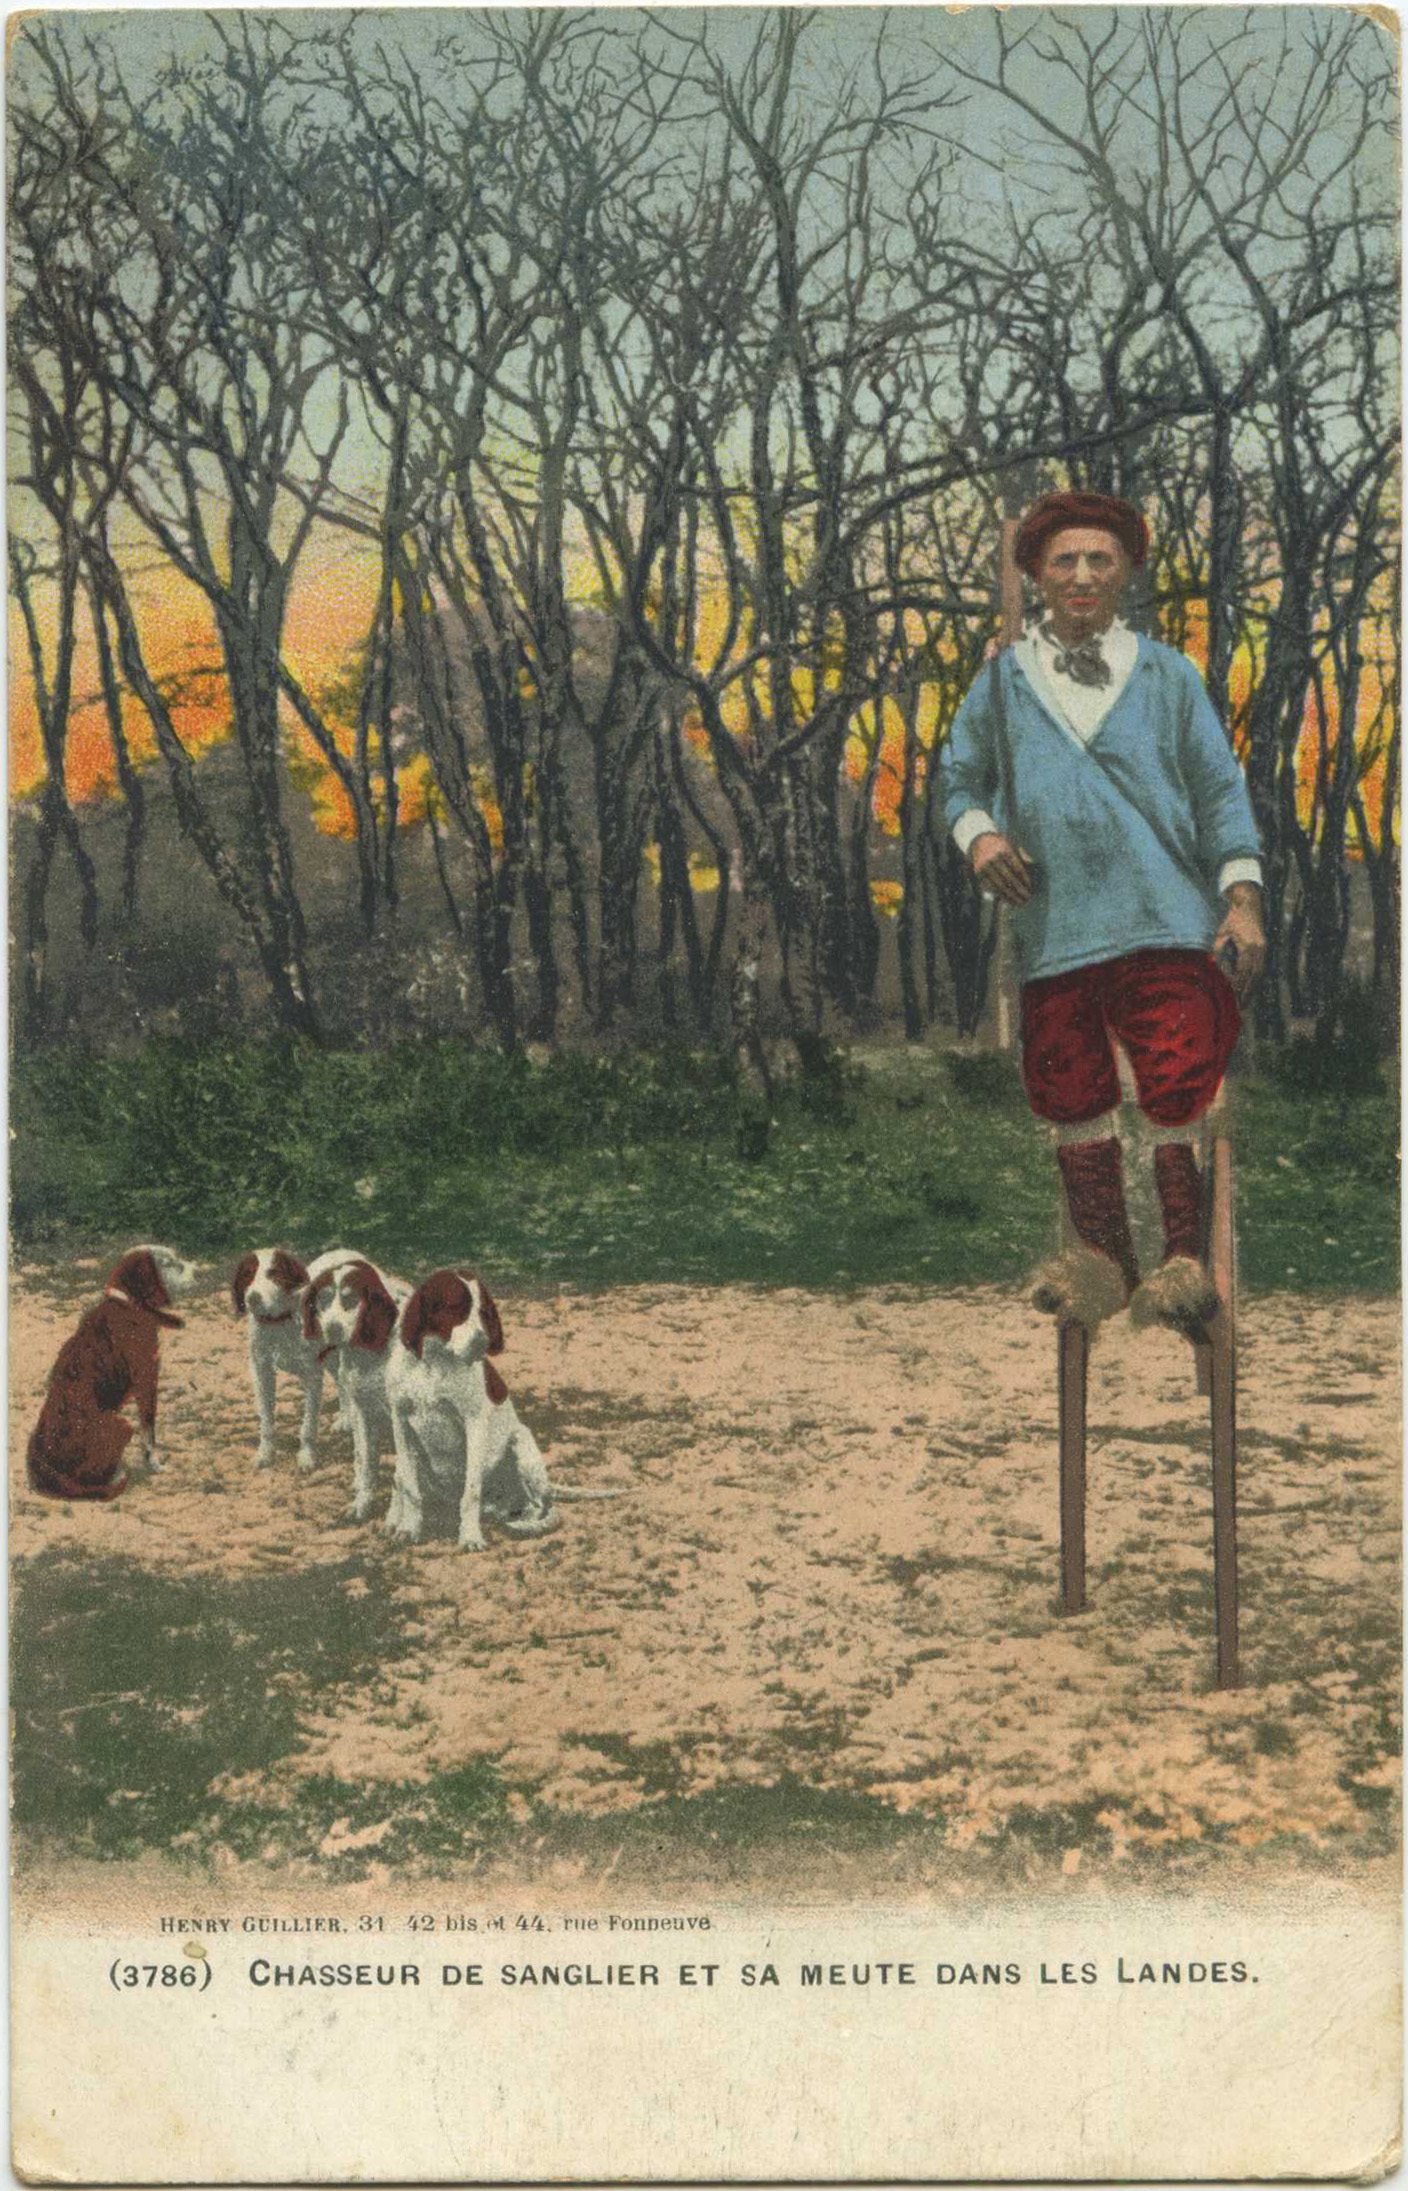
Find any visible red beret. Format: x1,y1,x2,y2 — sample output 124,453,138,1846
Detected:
1014,492,1149,576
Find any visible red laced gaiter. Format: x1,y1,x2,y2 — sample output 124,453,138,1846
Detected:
1055,1138,1141,1297
1153,1143,1205,1263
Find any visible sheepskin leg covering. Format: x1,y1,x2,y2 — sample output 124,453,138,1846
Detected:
1128,1142,1219,1337
1152,1141,1204,1262
1121,1148,1226,1332
1130,1255,1219,1336
1030,1245,1132,1331
1055,1136,1141,1295
1029,1137,1139,1331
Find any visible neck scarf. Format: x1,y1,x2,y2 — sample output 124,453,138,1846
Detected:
1042,622,1111,689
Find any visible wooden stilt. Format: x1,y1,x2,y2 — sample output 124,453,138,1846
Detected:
1049,1120,1241,1684
1207,1131,1240,1690
1193,1112,1222,1396
1057,1320,1088,1614
1193,1332,1213,1397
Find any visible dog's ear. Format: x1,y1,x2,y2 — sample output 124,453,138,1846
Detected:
270,1249,309,1295
111,1248,183,1328
400,1282,429,1358
301,1280,325,1344
232,1254,258,1319
354,1271,397,1354
111,1248,169,1311
475,1278,505,1357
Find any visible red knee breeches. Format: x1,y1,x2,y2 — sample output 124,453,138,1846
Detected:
1020,949,1240,1128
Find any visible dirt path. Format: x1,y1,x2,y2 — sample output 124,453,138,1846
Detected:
10,1265,1400,1875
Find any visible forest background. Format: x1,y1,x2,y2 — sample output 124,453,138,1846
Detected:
8,5,1399,1286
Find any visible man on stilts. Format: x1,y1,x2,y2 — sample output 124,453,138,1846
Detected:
941,491,1265,1336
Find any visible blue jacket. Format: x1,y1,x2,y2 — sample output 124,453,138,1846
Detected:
939,637,1261,982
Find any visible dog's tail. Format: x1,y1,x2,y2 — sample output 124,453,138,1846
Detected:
499,1508,560,1537
28,1447,131,1503
495,1483,629,1535
28,1415,133,1501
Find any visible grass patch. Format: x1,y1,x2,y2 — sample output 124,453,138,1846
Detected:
987,1798,1130,1860
11,1546,409,1860
11,1527,1397,1883
881,1549,1008,1592
10,1036,1398,1293
1234,1074,1399,1294
10,1541,942,1882
569,1732,706,1799
233,1761,518,1875
527,1775,941,1880
267,1772,947,1885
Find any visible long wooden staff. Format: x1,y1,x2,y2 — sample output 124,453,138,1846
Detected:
999,500,1025,653
990,483,1027,1050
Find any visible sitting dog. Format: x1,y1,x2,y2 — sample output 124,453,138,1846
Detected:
232,1246,364,1472
301,1257,409,1520
28,1245,198,1500
384,1268,626,1552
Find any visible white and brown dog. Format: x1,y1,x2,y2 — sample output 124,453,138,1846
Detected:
384,1268,625,1552
301,1257,410,1521
232,1247,364,1474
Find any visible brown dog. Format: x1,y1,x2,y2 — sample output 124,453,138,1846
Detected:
27,1246,197,1501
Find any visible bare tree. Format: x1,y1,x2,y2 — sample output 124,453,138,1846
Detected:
10,20,362,1036
1349,571,1400,1010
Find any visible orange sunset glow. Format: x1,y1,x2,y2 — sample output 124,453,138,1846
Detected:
9,534,1396,863
10,576,232,804
12,533,381,807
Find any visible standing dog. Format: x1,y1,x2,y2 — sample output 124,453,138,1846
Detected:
28,1246,198,1500
301,1257,409,1520
231,1246,364,1472
384,1268,626,1551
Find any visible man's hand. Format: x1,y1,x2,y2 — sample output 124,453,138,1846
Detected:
971,831,1037,907
1213,881,1265,1001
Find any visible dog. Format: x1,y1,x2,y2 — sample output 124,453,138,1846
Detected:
231,1246,364,1472
384,1268,627,1552
301,1257,409,1520
28,1245,198,1500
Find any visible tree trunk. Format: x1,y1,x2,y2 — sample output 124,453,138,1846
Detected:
21,802,58,1046
216,587,322,1042
933,826,993,1038
1203,407,1240,721
90,540,321,1040
729,854,777,1157
813,724,857,1017
845,733,884,1013
896,690,925,1041
652,718,705,1030
88,581,146,933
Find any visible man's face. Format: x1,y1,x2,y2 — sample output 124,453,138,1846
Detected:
1035,526,1130,642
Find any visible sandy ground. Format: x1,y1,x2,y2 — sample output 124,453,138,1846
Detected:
10,1262,1401,1878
